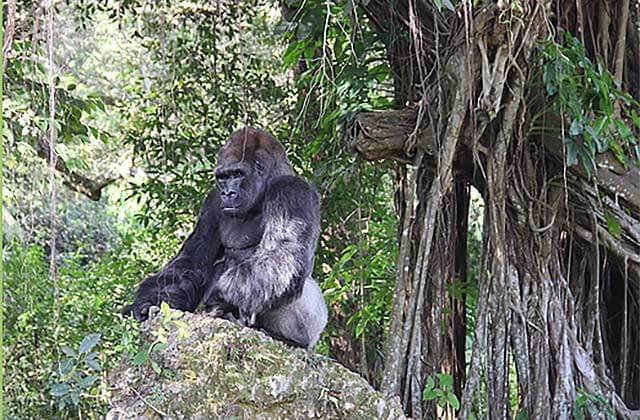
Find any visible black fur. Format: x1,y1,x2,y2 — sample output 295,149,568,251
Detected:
123,127,327,348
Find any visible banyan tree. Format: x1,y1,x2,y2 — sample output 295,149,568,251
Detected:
348,0,640,418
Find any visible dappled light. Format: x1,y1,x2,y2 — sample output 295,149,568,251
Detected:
3,0,640,418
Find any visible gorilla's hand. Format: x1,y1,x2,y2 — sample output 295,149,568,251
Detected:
123,189,222,323
239,310,257,327
132,299,153,322
121,297,154,322
120,303,133,317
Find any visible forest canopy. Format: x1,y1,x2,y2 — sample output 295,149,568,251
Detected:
2,0,640,418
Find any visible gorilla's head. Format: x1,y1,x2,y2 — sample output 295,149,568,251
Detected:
215,127,293,217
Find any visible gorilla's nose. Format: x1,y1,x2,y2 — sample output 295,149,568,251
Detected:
222,190,237,200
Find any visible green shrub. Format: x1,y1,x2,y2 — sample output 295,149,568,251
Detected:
3,239,151,418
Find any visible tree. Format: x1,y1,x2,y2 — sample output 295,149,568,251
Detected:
347,1,640,418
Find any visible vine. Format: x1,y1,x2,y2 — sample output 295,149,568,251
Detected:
541,31,640,173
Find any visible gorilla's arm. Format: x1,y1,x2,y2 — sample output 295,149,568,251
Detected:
123,190,223,321
214,175,321,323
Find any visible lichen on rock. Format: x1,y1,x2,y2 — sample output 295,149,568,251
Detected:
107,307,406,419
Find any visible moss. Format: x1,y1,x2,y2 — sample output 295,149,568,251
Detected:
108,309,406,419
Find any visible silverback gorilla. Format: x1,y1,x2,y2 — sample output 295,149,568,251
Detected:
123,127,328,349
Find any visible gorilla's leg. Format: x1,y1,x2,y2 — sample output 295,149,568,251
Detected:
256,277,328,350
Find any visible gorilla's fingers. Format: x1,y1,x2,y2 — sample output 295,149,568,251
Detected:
239,311,256,327
222,311,241,324
204,304,225,318
121,304,134,317
134,302,151,322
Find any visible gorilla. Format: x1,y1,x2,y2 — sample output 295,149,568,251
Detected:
123,127,328,349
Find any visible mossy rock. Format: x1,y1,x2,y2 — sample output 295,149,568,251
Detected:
107,308,406,419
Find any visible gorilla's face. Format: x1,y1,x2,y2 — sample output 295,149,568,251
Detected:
215,158,266,217
215,128,290,217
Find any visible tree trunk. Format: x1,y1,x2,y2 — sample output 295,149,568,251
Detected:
353,1,640,418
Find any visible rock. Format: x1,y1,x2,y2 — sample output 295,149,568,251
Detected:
107,307,406,419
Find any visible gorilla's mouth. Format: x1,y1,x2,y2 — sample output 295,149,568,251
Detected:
221,206,242,216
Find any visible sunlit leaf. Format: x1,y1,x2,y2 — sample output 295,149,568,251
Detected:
132,344,151,366
50,383,71,397
604,212,622,238
79,333,101,354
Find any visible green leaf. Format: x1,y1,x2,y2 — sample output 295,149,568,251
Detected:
283,42,304,68
303,45,316,61
543,63,558,95
422,376,436,400
172,319,190,339
61,346,76,357
59,358,75,375
50,383,71,397
153,342,169,353
604,212,622,238
77,375,99,389
515,408,529,420
442,0,456,11
85,353,101,371
132,344,150,365
446,392,460,410
566,141,579,167
569,119,583,136
423,389,439,401
70,390,80,405
438,373,453,388
160,301,172,318
150,359,161,374
79,333,101,353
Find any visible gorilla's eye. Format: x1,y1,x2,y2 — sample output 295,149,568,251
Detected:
255,160,264,172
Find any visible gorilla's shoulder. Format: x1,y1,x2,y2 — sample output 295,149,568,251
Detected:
265,175,320,210
268,175,319,198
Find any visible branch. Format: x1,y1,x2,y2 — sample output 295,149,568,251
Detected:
3,0,16,71
350,108,640,213
348,108,427,162
613,0,630,86
37,138,121,201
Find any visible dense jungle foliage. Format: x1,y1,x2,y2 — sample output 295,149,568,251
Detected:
3,0,639,418
3,1,406,417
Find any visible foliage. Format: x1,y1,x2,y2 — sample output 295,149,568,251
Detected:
49,333,102,412
280,0,398,377
2,8,126,183
3,148,120,258
131,302,189,375
321,170,397,341
541,32,640,173
2,234,151,418
462,189,484,331
281,0,392,143
122,0,293,234
422,373,461,410
572,389,616,420
3,39,110,151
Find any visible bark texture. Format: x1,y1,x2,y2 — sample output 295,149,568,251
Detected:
353,0,640,418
